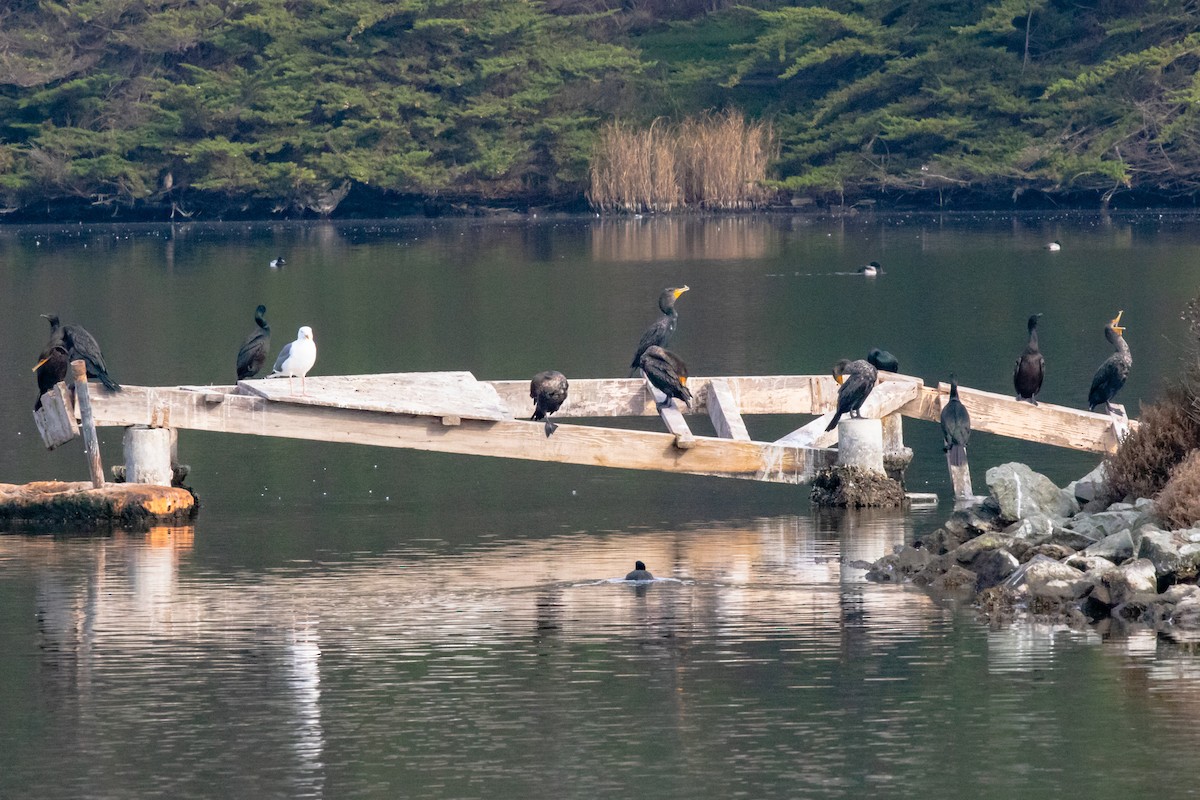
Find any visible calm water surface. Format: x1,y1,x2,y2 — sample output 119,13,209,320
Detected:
2,214,1200,798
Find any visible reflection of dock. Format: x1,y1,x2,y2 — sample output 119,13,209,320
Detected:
81,370,1134,487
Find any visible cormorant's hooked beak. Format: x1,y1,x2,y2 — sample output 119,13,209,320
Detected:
31,358,48,372
1111,310,1125,337
834,372,845,385
673,286,690,299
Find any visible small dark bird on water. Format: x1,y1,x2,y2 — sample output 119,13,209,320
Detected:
1013,313,1044,405
42,314,121,391
825,358,878,431
270,257,286,268
236,304,271,380
639,346,692,408
867,348,899,373
530,370,569,436
32,343,70,410
1088,311,1131,413
630,286,689,370
625,561,654,581
940,374,971,467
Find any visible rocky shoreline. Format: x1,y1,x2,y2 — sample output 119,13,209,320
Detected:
856,462,1200,641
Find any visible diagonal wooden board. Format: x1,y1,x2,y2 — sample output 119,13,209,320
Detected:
236,372,513,422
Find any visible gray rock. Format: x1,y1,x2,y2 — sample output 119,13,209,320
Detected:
986,463,1075,520
1136,526,1200,580
1159,584,1200,605
1064,554,1117,573
972,549,1020,590
1005,514,1055,541
1069,509,1142,540
1100,558,1158,606
1003,555,1091,601
930,564,977,593
1171,597,1200,630
1072,462,1109,504
944,502,1005,538
952,532,1017,564
1082,530,1135,563
916,526,969,555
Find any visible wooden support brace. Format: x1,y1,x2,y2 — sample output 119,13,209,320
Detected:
71,360,105,488
773,379,920,449
706,379,751,441
1107,404,1129,443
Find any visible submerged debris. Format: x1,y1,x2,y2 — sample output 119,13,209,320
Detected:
811,465,907,508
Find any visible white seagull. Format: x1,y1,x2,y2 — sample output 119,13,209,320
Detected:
269,326,317,395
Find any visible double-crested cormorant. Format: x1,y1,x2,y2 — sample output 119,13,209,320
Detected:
269,326,317,395
858,261,884,276
630,286,689,370
32,343,69,410
42,314,121,391
1088,311,1131,413
236,304,271,380
625,560,654,581
1013,313,1044,405
867,348,899,373
530,370,569,437
940,374,971,467
825,358,878,431
640,346,692,408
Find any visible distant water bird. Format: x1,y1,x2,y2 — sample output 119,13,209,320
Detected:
867,348,899,373
31,343,69,410
41,314,121,391
940,374,971,467
625,561,654,581
857,261,884,276
1013,313,1044,405
825,358,878,431
630,286,689,370
269,325,317,395
639,346,692,408
1088,311,1131,413
236,305,271,380
1046,241,1061,252
530,370,569,437
270,257,286,268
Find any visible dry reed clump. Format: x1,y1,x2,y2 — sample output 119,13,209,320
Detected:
1156,450,1200,529
588,111,776,214
1103,386,1200,504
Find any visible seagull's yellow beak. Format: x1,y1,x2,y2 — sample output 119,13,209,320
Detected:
674,286,690,299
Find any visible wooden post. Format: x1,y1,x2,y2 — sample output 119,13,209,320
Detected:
947,454,973,500
1108,403,1130,443
123,426,174,486
71,360,105,488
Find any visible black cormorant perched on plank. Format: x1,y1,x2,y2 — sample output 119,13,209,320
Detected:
236,304,271,380
530,370,569,437
42,314,121,391
625,561,654,581
639,346,692,408
867,348,899,373
630,286,689,370
857,261,884,276
940,374,971,466
1013,313,1045,405
32,343,70,410
825,358,878,431
1088,311,1131,413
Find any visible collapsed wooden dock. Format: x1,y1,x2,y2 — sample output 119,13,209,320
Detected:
65,370,1134,488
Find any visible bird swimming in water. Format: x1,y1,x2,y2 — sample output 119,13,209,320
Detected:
630,286,689,370
639,346,692,408
825,358,878,431
625,561,654,581
31,343,69,410
1046,241,1061,252
940,374,971,467
530,370,569,437
41,314,121,391
867,348,899,373
270,257,286,268
1088,311,1131,413
1013,313,1044,405
236,304,271,380
857,261,884,276
269,326,317,395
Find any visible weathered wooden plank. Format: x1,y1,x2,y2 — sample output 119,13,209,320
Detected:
88,386,838,484
639,374,695,448
906,383,1135,454
239,372,512,421
773,380,920,448
706,379,751,441
33,382,79,450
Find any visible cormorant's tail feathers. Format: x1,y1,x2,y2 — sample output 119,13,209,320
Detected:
947,444,967,467
824,411,843,432
98,373,121,391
